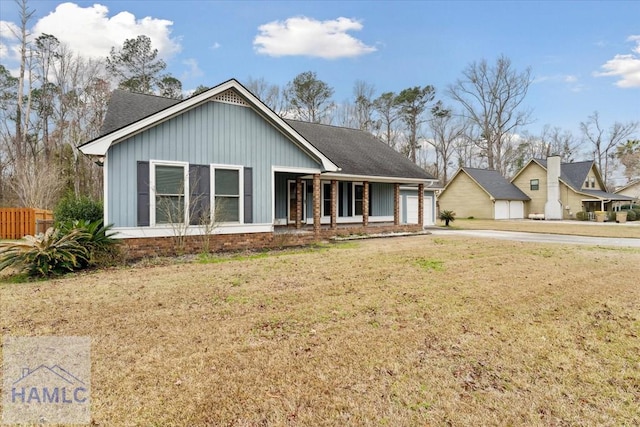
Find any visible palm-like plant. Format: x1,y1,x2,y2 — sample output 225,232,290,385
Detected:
60,220,117,266
439,210,456,226
0,228,89,277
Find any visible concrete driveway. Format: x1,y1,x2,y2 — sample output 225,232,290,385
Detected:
429,229,640,248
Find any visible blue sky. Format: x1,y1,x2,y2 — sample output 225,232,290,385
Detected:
1,0,639,137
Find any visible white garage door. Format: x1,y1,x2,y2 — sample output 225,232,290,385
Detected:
509,201,524,219
406,196,433,225
495,201,510,219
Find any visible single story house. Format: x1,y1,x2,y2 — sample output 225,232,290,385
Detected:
79,79,437,256
438,167,530,219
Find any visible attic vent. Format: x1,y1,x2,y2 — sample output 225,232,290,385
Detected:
212,89,248,107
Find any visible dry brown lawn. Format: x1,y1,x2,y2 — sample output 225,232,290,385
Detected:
446,218,640,239
1,236,639,426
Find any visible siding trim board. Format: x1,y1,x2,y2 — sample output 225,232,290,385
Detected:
80,79,340,173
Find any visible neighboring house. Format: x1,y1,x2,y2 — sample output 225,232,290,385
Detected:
615,179,640,205
512,156,633,219
79,79,436,255
438,168,530,219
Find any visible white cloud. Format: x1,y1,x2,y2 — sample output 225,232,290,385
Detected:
594,35,640,88
211,42,221,50
253,16,376,59
0,21,20,60
30,2,180,59
181,58,203,80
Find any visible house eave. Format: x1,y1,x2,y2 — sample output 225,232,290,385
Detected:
319,172,435,184
79,79,340,172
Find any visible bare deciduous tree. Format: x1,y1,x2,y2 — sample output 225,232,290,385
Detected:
427,105,467,183
448,55,533,176
244,76,284,114
580,112,638,189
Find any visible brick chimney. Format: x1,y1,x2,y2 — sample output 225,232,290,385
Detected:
544,155,563,220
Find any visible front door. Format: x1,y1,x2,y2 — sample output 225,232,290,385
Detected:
288,180,306,223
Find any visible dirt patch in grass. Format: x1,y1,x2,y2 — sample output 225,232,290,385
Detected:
1,237,639,425
445,218,640,238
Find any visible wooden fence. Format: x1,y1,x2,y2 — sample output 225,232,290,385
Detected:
0,208,54,240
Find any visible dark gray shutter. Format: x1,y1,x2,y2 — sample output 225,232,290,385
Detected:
137,161,150,226
243,167,253,224
189,164,210,225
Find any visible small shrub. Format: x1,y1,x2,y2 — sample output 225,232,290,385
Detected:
625,210,637,221
607,211,616,222
0,228,89,277
633,208,640,219
575,211,589,221
54,194,103,225
439,210,456,226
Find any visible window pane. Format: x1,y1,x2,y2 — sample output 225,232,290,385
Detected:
156,195,184,223
215,169,239,195
156,166,184,194
215,196,239,222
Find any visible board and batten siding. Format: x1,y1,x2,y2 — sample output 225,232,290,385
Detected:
439,172,493,219
107,100,321,227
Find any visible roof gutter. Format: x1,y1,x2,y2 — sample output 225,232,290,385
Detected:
318,172,436,184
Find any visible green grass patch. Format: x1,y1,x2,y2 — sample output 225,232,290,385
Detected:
415,258,444,271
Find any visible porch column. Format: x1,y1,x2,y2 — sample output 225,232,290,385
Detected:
418,183,424,228
313,174,321,236
363,181,369,227
394,183,400,225
295,177,302,229
330,180,337,230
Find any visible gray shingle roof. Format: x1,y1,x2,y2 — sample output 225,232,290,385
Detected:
97,89,434,181
580,189,633,201
285,120,433,180
534,158,594,191
463,168,530,200
100,89,181,136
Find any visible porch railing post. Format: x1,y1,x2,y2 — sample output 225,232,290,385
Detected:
296,177,302,229
313,174,321,236
418,183,424,228
363,181,369,227
331,180,337,230
394,183,400,225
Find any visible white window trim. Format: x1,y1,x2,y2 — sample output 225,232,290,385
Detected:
321,180,332,218
353,182,364,217
150,160,189,227
211,163,244,224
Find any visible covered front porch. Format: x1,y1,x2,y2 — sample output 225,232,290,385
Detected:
273,171,428,236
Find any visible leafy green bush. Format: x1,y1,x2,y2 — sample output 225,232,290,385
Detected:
633,209,640,220
59,220,119,267
607,211,616,222
439,210,456,226
54,194,103,225
0,220,119,277
575,211,589,221
0,228,89,277
625,210,637,221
